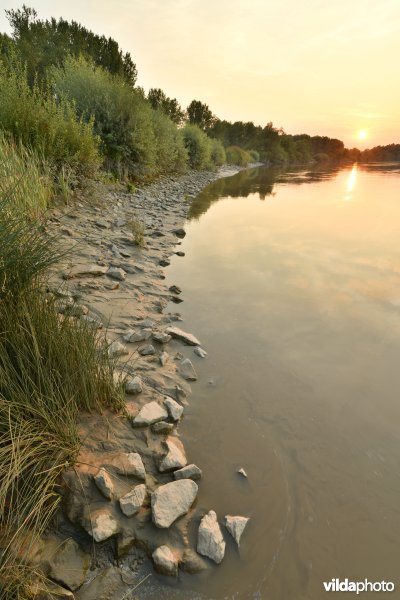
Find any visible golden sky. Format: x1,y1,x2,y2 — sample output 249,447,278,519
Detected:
1,0,400,147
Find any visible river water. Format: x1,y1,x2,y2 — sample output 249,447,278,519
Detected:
142,163,400,599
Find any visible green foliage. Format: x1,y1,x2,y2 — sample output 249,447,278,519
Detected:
51,56,155,179
248,149,260,162
151,109,188,175
127,215,145,247
181,124,212,170
210,138,226,166
187,99,216,131
147,88,184,125
6,5,137,86
0,58,100,176
226,145,252,166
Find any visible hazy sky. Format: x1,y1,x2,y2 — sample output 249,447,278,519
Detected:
1,0,399,147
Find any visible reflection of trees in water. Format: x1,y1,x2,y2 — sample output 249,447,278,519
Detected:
188,165,339,221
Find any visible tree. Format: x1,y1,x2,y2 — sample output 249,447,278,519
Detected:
186,100,216,131
147,88,184,125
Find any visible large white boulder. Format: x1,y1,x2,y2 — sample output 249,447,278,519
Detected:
197,511,225,564
151,480,198,528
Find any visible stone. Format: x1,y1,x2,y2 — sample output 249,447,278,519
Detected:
225,515,250,547
66,265,108,278
159,258,170,267
151,479,198,528
94,468,114,500
95,219,110,229
152,331,172,344
88,509,119,542
165,326,201,346
172,227,186,238
30,580,74,599
194,346,207,358
138,344,155,356
159,437,187,472
123,328,152,343
108,341,129,357
47,538,90,591
151,421,174,434
197,511,226,564
107,267,126,281
133,401,168,426
125,376,143,395
119,484,146,517
179,358,198,381
176,251,185,257
74,566,125,600
140,318,155,328
160,351,169,366
152,545,178,576
169,285,182,295
238,468,248,478
109,452,146,479
173,464,202,481
164,397,184,421
180,549,207,574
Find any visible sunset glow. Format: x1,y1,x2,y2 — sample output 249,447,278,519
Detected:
357,130,368,140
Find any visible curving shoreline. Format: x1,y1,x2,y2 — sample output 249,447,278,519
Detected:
42,165,254,598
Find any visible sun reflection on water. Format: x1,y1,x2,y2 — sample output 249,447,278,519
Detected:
345,164,358,200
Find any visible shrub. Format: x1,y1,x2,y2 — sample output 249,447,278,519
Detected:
181,124,212,170
248,149,260,162
0,58,100,177
51,56,156,179
210,138,226,166
226,145,252,166
151,109,188,175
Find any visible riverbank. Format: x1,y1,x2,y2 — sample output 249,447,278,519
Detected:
40,165,254,598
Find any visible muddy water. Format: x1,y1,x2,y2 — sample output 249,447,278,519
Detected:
142,164,400,599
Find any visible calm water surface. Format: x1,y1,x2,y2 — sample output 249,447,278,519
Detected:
141,164,400,599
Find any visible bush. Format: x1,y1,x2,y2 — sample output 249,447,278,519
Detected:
226,145,252,166
181,124,212,170
210,138,226,166
51,56,156,179
151,109,188,175
0,58,100,177
248,149,260,162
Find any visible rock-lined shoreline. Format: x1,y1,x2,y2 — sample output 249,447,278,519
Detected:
42,166,252,598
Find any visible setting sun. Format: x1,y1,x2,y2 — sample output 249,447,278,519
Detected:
357,129,368,140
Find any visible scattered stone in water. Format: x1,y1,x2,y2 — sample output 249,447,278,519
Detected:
94,468,114,500
152,331,172,344
88,508,119,542
171,296,183,304
47,538,90,591
125,376,143,395
107,267,126,281
133,401,168,426
164,397,184,421
159,258,171,267
169,285,182,295
175,251,185,257
180,548,207,573
151,421,174,434
119,484,146,517
197,510,226,564
166,326,201,346
194,346,207,358
152,545,178,576
139,344,155,356
225,515,250,547
179,358,198,381
172,227,186,238
160,351,169,366
238,468,248,478
108,341,129,357
151,479,198,528
159,437,187,472
174,464,202,481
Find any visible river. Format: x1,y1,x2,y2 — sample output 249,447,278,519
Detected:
141,163,400,599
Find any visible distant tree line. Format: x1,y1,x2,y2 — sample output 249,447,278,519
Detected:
360,144,400,162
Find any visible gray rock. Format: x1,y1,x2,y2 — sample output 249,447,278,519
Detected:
169,285,182,295
225,515,250,547
123,328,152,343
152,545,178,576
159,437,187,472
166,326,201,346
140,318,155,328
172,228,186,238
133,401,168,426
94,468,114,500
238,468,248,478
96,219,110,229
66,265,108,278
139,344,155,356
180,548,208,573
179,358,198,381
152,331,172,344
151,479,198,528
197,511,226,564
109,452,146,479
164,397,184,421
107,267,126,281
160,351,169,366
108,341,129,357
159,258,171,267
151,421,175,434
174,464,202,481
47,538,90,591
125,376,143,395
119,484,146,517
88,509,119,542
194,346,207,358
